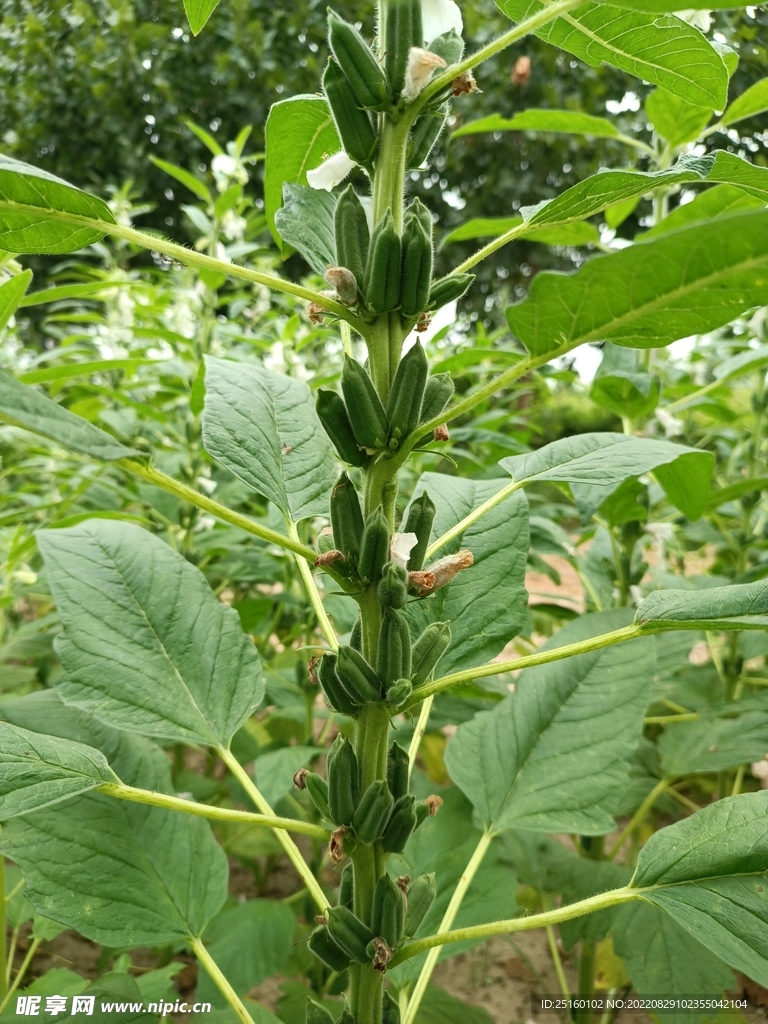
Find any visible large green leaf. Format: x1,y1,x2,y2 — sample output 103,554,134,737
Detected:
202,357,336,522
0,155,115,253
197,900,296,1004
442,216,598,248
589,345,659,420
0,269,32,330
639,184,764,241
495,2,728,108
523,152,768,230
0,791,228,947
0,369,139,460
500,433,714,521
38,521,263,747
445,610,655,835
607,1,754,8
723,78,768,125
453,109,620,140
645,89,712,148
0,723,117,818
507,210,768,356
403,474,529,675
416,985,495,1024
264,97,340,253
631,791,768,987
635,580,768,629
658,705,768,776
183,0,220,35
273,183,338,277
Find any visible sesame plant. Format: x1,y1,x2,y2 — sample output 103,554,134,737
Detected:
1,2,768,1024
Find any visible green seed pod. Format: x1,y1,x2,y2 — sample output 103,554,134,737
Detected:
323,59,378,169
327,905,376,964
383,990,401,1024
326,732,344,772
382,794,418,853
363,210,402,315
337,645,383,704
428,272,475,311
387,741,410,802
341,356,390,451
339,862,354,909
352,779,394,843
308,926,352,973
419,372,454,426
408,197,434,238
307,998,336,1024
330,472,365,564
404,872,436,937
358,507,390,583
399,218,433,319
386,678,413,706
319,652,359,717
305,771,331,819
338,1013,356,1024
387,341,429,447
328,10,392,112
411,621,451,687
376,608,412,686
428,29,464,66
402,491,436,572
350,616,363,652
327,737,361,826
407,104,449,169
377,561,408,609
371,874,406,948
415,799,430,829
386,0,423,98
317,390,367,468
335,185,370,299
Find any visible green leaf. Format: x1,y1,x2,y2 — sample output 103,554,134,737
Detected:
507,210,768,357
416,985,495,1024
183,0,220,35
148,157,212,204
0,269,32,330
202,356,336,522
446,610,655,835
0,368,139,459
589,345,659,419
606,0,752,8
254,745,319,807
18,358,163,385
273,183,337,277
645,89,712,148
613,902,735,1024
38,521,263,747
0,155,115,253
639,184,764,241
635,580,768,629
0,723,117,818
18,280,134,307
0,790,228,947
264,97,340,254
1,690,173,792
713,344,768,382
659,706,768,777
495,2,728,109
442,216,598,247
523,152,768,230
723,78,768,125
500,433,714,521
452,109,620,140
631,791,768,987
197,900,296,1004
404,474,529,675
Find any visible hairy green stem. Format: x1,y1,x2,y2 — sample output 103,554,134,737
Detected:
190,937,254,1024
392,887,638,967
426,478,522,560
542,895,571,998
0,937,42,1016
408,695,434,769
218,747,329,912
119,460,316,560
288,521,338,650
403,831,494,1024
97,781,330,839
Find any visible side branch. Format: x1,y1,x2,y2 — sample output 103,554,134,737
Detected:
98,781,330,841
390,886,638,966
120,460,317,561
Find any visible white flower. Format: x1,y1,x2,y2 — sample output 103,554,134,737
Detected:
211,152,249,192
390,532,419,569
402,48,447,102
307,151,357,191
676,9,712,33
421,0,463,43
655,406,684,438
